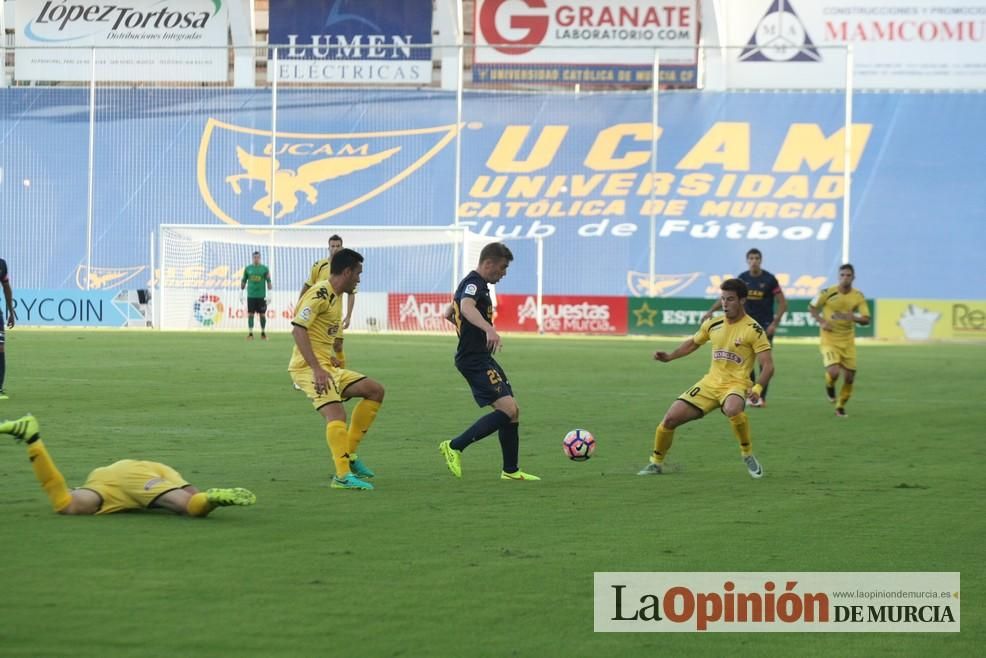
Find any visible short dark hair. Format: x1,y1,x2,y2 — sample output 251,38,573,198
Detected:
746,248,762,258
330,248,363,275
720,278,748,299
839,263,855,275
479,242,513,264
328,235,343,244
252,251,260,256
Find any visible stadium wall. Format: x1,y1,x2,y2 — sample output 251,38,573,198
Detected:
1,89,983,336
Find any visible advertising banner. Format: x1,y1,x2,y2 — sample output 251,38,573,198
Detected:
628,298,875,337
473,0,698,86
496,294,628,334
14,0,229,82
1,90,984,302
14,289,143,327
718,0,986,89
387,293,455,332
165,290,389,332
594,572,960,632
268,0,433,83
877,300,986,341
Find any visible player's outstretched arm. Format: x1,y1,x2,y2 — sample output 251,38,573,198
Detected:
654,338,700,363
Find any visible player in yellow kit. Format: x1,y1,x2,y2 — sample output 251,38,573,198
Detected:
290,248,384,490
638,278,773,479
1,414,255,516
809,264,871,417
299,235,355,368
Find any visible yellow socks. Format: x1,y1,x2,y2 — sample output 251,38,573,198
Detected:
651,424,675,464
187,492,214,517
27,440,73,512
347,399,381,455
838,382,854,407
825,371,835,387
326,420,350,477
729,412,753,457
334,350,346,369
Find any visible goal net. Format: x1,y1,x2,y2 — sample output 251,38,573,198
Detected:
157,225,486,332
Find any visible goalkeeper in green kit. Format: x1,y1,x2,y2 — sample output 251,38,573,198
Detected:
241,251,272,340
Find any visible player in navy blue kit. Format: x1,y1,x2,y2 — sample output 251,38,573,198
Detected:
439,243,540,481
703,249,787,407
0,258,15,400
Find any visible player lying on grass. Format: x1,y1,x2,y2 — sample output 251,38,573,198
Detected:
1,414,256,516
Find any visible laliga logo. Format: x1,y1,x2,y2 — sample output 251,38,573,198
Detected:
398,295,447,326
193,293,223,327
478,0,549,55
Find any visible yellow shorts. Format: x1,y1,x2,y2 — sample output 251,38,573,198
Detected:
290,366,366,410
80,460,190,515
821,341,857,370
677,376,749,416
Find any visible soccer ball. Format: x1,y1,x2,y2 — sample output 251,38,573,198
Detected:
563,429,596,461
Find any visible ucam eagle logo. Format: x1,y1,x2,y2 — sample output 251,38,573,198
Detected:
198,118,472,226
626,271,702,297
226,145,401,220
76,264,146,290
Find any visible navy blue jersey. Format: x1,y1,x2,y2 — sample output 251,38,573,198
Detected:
452,270,494,362
739,269,782,327
0,258,8,330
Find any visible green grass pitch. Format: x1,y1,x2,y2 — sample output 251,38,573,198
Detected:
0,331,982,656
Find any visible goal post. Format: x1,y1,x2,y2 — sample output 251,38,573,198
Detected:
157,224,486,332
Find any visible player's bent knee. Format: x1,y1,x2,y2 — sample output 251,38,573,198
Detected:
722,395,746,417
365,379,385,401
494,397,519,421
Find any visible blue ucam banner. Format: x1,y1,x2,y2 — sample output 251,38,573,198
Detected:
267,0,433,83
0,89,983,300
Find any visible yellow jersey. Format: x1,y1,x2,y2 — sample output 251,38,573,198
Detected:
305,257,331,288
305,257,357,295
811,286,869,344
289,282,343,371
692,314,772,387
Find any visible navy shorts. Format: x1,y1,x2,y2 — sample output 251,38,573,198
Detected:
456,357,513,407
247,297,267,314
